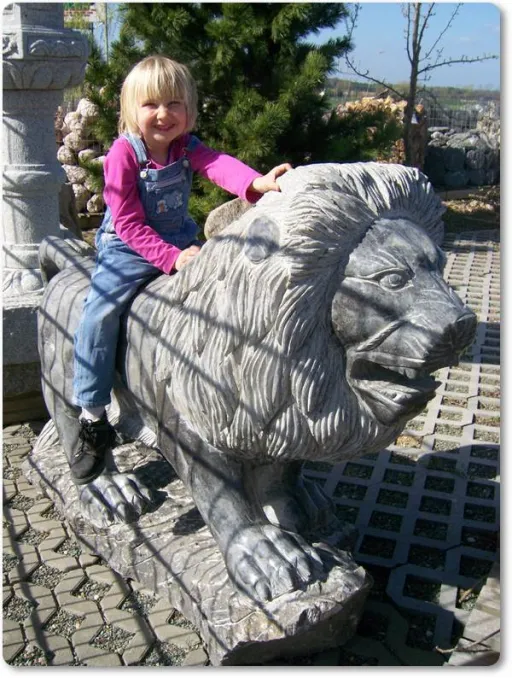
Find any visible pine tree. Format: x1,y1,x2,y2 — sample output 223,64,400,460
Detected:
84,3,401,225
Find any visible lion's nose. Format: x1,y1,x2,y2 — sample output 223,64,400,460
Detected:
421,309,477,372
444,310,477,354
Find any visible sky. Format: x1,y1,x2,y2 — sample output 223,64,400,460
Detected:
309,1,501,90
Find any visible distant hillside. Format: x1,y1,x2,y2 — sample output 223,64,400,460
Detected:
326,78,500,106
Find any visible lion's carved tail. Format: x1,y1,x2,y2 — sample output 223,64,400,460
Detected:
39,234,96,286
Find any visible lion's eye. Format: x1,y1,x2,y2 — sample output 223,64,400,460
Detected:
379,271,409,289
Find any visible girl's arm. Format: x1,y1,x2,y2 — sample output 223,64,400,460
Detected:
250,164,292,193
187,138,290,202
103,137,182,274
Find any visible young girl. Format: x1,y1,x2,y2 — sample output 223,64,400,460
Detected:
71,55,291,484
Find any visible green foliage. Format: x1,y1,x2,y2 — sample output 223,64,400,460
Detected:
78,155,105,195
84,3,402,225
327,108,404,162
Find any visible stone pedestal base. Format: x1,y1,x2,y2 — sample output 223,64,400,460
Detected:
2,389,49,426
23,421,372,666
3,293,46,424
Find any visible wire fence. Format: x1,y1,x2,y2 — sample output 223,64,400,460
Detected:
416,91,500,131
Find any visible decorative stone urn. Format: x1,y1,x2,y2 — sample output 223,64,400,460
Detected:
2,3,89,420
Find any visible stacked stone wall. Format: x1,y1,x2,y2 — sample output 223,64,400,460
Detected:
55,98,106,215
423,103,500,189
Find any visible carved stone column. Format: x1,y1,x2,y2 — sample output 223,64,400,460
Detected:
2,3,89,421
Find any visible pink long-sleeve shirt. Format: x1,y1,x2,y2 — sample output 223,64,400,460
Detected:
102,134,263,273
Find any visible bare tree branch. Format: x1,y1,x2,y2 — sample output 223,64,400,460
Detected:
418,53,498,75
343,55,406,99
423,3,461,62
343,3,360,43
417,3,437,56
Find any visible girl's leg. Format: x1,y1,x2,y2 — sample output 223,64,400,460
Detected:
73,239,160,407
71,238,161,483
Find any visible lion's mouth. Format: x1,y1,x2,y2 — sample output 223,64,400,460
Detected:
349,355,440,417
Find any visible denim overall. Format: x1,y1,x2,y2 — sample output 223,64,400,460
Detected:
73,133,200,408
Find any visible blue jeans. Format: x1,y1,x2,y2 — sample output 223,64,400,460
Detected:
73,232,162,407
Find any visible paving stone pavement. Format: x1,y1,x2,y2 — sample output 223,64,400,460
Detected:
2,229,500,666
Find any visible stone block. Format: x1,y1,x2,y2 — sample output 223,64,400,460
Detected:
12,582,55,625
444,170,469,190
423,147,446,186
32,635,75,666
2,299,40,366
2,425,24,437
3,511,30,542
73,640,123,666
468,169,486,186
484,168,499,186
99,590,144,626
444,147,466,172
3,356,43,419
60,598,100,619
3,480,17,503
78,551,100,569
84,563,125,587
465,149,486,170
122,638,155,666
484,148,500,170
154,623,200,650
6,542,40,576
2,619,26,662
447,132,483,150
54,570,87,607
182,646,209,666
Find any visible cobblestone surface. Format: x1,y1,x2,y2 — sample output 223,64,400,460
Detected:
3,230,500,666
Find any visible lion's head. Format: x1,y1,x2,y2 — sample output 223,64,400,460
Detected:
155,163,476,463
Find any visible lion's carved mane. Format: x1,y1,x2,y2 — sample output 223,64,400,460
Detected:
152,163,446,463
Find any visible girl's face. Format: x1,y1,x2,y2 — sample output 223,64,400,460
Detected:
136,95,188,158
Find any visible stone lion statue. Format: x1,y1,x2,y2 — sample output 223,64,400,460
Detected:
38,162,476,604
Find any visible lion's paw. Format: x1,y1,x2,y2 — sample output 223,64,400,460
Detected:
79,471,153,528
224,523,329,602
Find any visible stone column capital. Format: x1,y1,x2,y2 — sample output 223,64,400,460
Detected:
2,2,89,90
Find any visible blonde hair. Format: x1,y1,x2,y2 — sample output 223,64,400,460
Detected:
118,55,198,135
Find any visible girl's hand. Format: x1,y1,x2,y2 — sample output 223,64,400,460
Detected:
250,163,292,194
174,245,201,271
